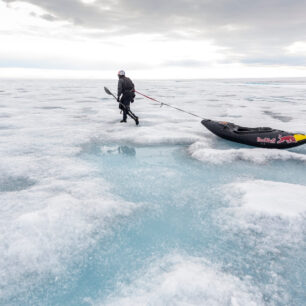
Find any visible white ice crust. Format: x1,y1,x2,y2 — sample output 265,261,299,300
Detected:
0,79,305,302
100,255,263,306
188,141,306,164
225,180,306,217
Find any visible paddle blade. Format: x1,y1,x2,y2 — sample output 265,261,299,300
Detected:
104,87,112,95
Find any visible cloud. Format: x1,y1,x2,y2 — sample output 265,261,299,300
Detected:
164,59,212,68
40,13,58,22
3,0,305,37
2,0,306,67
240,56,306,66
0,55,152,71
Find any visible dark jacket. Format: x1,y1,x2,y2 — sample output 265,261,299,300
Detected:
117,76,135,98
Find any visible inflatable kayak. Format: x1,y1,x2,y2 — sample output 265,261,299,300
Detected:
201,119,306,149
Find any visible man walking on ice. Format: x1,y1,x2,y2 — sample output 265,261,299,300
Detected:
117,70,139,125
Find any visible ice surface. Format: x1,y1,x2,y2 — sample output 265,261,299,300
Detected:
102,255,264,306
0,79,305,305
189,141,306,164
225,180,306,217
79,143,305,306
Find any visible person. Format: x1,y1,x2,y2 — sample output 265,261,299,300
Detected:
117,70,139,125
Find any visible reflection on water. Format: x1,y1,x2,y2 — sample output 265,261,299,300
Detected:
101,145,136,156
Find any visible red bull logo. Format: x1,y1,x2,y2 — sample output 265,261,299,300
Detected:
277,134,296,144
257,137,276,143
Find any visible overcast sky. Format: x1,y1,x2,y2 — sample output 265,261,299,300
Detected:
1,0,306,78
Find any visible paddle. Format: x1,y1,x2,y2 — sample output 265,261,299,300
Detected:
104,86,117,100
104,86,125,108
104,87,138,122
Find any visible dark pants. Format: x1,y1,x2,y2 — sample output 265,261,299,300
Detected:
120,92,137,121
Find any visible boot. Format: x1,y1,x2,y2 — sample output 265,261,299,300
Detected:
135,117,139,125
120,119,126,123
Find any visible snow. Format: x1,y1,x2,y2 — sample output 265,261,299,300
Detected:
102,254,263,306
225,180,306,217
189,141,306,164
0,78,305,305
217,180,306,257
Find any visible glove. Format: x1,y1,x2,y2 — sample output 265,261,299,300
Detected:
117,97,120,102
131,93,135,103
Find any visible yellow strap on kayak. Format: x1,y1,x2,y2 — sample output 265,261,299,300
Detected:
294,134,306,142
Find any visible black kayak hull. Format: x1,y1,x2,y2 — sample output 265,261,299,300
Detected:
201,119,306,149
